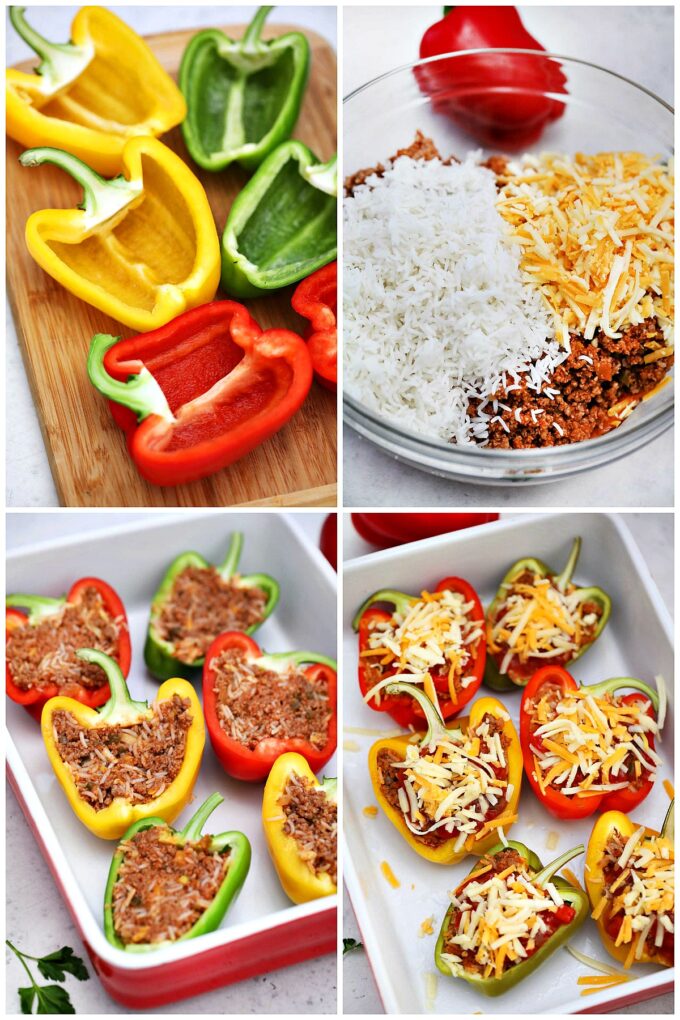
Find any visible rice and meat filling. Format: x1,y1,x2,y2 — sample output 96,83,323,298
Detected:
112,827,229,945
212,648,331,752
279,772,337,885
52,695,193,810
377,713,511,850
155,566,267,663
6,585,122,693
344,134,673,448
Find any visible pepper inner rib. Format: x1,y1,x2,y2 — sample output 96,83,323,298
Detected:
526,683,660,797
212,647,331,751
112,827,229,945
487,570,603,680
377,712,511,850
52,694,192,810
155,566,267,663
6,585,122,693
440,848,576,979
279,772,337,886
594,827,674,967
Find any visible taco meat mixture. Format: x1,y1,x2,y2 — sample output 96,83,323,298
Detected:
279,772,337,885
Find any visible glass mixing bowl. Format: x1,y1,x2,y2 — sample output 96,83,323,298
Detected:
343,50,674,485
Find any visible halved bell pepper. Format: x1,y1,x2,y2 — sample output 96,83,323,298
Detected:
6,577,131,721
6,6,186,176
180,6,310,172
42,649,205,839
585,801,674,968
20,138,220,331
291,262,337,390
368,682,522,864
520,666,660,819
87,300,312,486
144,531,279,681
435,841,588,994
221,140,337,297
262,752,337,903
104,792,251,951
485,537,611,690
202,632,337,782
353,577,486,728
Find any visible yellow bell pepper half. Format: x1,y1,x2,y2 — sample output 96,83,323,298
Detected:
20,137,220,332
262,753,337,904
7,6,186,177
368,684,523,864
41,649,205,839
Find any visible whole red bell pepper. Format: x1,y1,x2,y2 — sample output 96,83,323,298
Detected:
417,6,567,149
520,666,661,820
352,513,499,549
87,301,313,487
291,262,337,390
6,578,131,721
353,577,485,728
202,632,337,782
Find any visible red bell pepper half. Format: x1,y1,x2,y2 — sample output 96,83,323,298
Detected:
352,577,486,728
520,666,661,820
6,578,131,721
291,262,337,390
202,632,337,782
417,6,567,149
352,513,499,549
87,301,313,487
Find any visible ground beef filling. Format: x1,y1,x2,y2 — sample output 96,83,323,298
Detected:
112,827,229,945
279,772,337,886
6,586,122,693
52,695,193,810
212,648,331,752
155,566,267,663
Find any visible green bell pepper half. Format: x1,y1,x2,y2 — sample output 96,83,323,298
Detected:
104,792,251,951
179,6,310,172
144,531,280,681
221,139,337,297
434,840,588,995
485,537,611,691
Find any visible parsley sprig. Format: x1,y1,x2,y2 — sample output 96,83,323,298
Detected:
6,941,89,1014
343,937,364,955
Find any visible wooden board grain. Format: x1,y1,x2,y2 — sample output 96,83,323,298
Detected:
6,24,337,508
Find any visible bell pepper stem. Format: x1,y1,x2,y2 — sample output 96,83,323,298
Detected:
533,844,584,888
77,649,147,725
217,532,244,579
385,681,449,746
352,588,413,630
322,777,338,799
302,154,338,197
242,5,274,52
9,6,94,93
259,651,338,672
6,593,64,621
180,792,224,841
88,334,174,423
662,800,674,840
586,675,659,712
554,537,582,592
19,148,143,227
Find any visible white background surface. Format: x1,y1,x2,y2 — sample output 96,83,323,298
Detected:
5,511,338,1014
342,511,674,1013
5,5,337,507
342,5,674,508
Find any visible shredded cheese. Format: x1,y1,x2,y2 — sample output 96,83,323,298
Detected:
380,860,400,888
362,805,379,818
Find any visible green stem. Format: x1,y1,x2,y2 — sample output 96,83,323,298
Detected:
218,533,244,579
180,793,223,841
321,777,338,799
662,800,674,841
6,593,64,622
19,148,142,224
533,845,584,888
352,588,413,631
303,154,338,197
9,6,93,92
260,651,337,671
586,675,659,712
385,681,449,746
242,6,274,51
76,649,147,724
5,940,38,991
87,334,173,423
554,537,581,592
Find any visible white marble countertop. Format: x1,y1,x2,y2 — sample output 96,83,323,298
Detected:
5,512,337,1014
342,511,674,1013
342,5,674,508
6,6,337,508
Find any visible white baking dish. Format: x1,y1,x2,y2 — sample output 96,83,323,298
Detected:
6,511,337,1008
343,513,674,1014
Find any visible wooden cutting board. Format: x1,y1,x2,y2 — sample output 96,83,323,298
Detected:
7,24,337,508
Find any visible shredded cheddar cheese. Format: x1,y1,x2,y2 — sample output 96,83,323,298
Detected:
380,860,400,888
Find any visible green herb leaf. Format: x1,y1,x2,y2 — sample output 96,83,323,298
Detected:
35,985,75,1014
19,987,36,1015
37,947,89,983
343,938,364,955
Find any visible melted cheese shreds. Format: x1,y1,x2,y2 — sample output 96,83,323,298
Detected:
380,860,400,888
419,916,435,937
